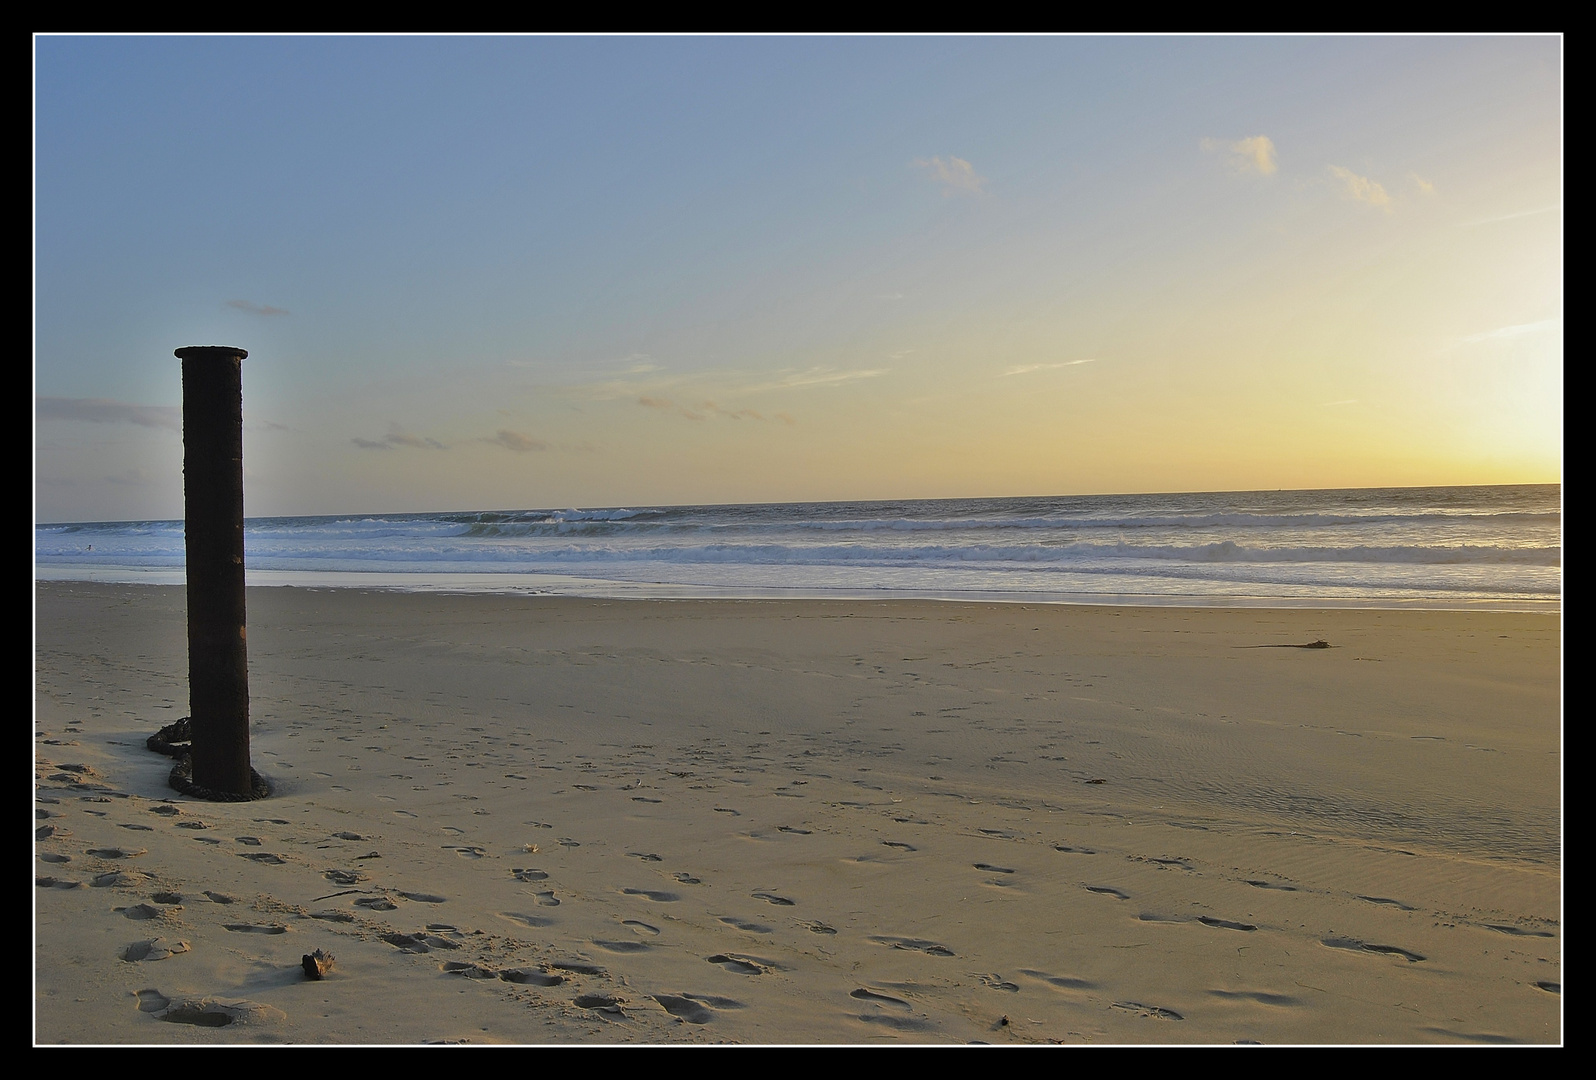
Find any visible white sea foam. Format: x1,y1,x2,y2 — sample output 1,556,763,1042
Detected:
36,485,1560,608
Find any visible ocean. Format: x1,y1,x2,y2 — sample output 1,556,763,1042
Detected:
34,485,1560,610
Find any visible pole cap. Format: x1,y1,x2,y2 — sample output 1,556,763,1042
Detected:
175,345,249,360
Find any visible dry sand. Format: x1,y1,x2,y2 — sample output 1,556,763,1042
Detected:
34,582,1561,1045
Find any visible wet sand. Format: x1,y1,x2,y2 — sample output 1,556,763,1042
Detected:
34,582,1561,1044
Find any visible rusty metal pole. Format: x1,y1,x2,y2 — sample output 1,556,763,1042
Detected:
177,345,261,798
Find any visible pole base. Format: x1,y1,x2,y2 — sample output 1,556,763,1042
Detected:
166,755,272,801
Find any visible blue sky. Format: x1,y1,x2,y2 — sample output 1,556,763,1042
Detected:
35,35,1562,521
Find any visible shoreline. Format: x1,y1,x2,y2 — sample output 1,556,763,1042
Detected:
32,570,1561,612
35,582,1562,1044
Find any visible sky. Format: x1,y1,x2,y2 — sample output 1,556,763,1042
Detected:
34,35,1562,522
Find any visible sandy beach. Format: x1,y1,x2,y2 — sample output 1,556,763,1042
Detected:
34,582,1561,1044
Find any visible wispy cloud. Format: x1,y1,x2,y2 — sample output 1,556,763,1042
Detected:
1002,359,1097,376
484,429,547,452
1202,135,1278,176
913,156,986,196
1444,319,1560,351
1410,173,1436,196
37,396,180,430
618,352,661,374
638,396,765,423
226,299,290,317
1327,165,1392,211
740,367,889,393
1459,206,1558,228
352,427,448,450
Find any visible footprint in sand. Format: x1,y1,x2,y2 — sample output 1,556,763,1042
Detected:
87,847,147,860
119,904,165,921
627,852,663,862
497,912,556,929
1084,885,1129,899
869,935,954,957
1197,916,1257,932
534,891,561,907
324,869,365,885
1355,895,1416,910
851,988,911,1009
121,938,190,962
1209,989,1299,1006
223,923,288,935
1020,969,1097,991
446,845,487,859
621,888,679,902
656,994,744,1024
512,868,549,882
718,916,774,933
203,891,235,904
1321,937,1425,962
235,837,262,847
499,968,564,986
1111,1000,1184,1021
442,961,499,979
36,876,83,890
135,989,170,1013
706,953,776,975
1485,924,1556,938
381,932,460,953
752,891,795,906
673,873,703,885
354,896,398,911
151,892,182,904
978,973,1019,992
573,993,627,1019
653,995,714,1024
237,852,287,864
623,920,660,936
397,891,447,904
156,999,284,1027
40,853,70,864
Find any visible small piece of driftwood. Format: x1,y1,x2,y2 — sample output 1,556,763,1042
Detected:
302,949,335,979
